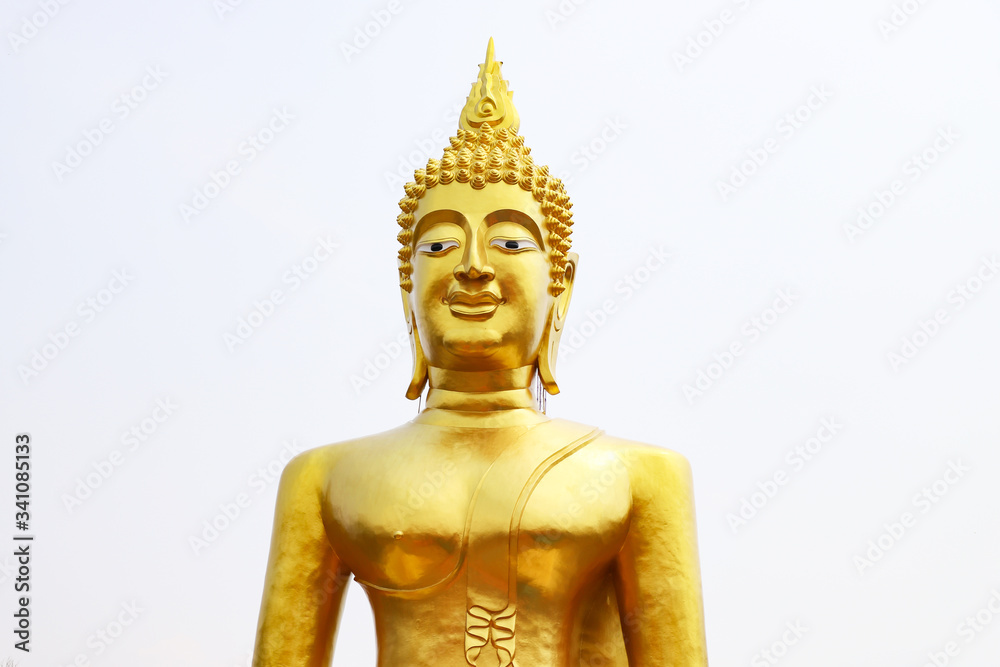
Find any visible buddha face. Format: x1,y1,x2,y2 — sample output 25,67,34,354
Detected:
406,182,568,372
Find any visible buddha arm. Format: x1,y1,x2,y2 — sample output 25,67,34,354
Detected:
613,448,708,666
253,449,349,667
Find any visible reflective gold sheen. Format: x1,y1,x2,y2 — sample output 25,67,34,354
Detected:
253,39,708,667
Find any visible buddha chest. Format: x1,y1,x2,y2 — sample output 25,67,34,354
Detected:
321,424,631,600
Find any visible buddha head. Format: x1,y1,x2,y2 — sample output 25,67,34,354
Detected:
396,39,577,400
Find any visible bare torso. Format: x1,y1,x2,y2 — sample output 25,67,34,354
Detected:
252,409,706,667
318,418,635,666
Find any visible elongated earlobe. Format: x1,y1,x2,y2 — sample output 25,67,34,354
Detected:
536,312,562,395
537,253,577,395
406,327,428,400
401,290,428,400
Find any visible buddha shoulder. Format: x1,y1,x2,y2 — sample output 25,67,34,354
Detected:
278,424,416,485
273,424,695,514
588,432,696,505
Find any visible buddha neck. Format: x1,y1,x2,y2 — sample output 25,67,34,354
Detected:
414,365,548,428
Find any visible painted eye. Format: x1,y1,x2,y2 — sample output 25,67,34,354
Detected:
416,239,459,254
490,238,539,252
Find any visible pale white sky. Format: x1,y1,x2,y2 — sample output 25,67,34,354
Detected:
2,0,999,665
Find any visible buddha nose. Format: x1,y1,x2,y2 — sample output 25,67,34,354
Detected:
454,236,494,281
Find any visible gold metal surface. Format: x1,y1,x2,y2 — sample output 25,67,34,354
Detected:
253,39,708,667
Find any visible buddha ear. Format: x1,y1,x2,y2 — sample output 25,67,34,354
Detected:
537,252,577,395
401,289,428,400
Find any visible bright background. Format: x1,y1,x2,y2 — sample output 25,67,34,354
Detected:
2,0,999,665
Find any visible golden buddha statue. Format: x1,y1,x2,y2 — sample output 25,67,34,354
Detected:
252,39,708,667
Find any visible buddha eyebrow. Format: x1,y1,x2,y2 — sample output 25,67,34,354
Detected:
484,209,543,247
413,210,466,243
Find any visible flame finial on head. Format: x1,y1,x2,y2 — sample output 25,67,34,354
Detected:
460,37,520,133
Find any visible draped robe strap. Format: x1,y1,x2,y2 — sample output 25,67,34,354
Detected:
462,419,603,667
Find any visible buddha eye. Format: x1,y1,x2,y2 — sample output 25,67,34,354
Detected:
415,239,459,255
490,238,539,252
